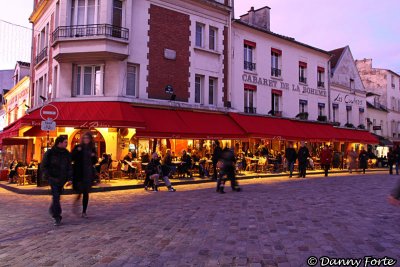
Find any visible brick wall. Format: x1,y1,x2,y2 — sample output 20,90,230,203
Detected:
147,4,190,102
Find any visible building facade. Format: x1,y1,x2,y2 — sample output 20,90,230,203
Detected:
329,46,367,129
356,58,400,144
231,7,331,121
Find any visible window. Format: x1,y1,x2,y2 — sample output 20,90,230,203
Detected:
392,120,396,137
126,64,137,97
299,100,308,113
391,97,396,110
53,65,58,98
39,28,46,53
209,27,217,51
244,88,256,114
244,42,255,71
346,106,352,124
359,108,365,126
373,119,377,134
299,62,307,84
271,90,282,116
333,104,339,123
71,0,99,26
73,65,104,96
195,23,204,47
208,77,217,106
392,75,395,89
113,0,122,27
317,67,325,88
55,1,60,28
271,48,281,77
318,103,325,116
195,75,204,104
350,78,355,89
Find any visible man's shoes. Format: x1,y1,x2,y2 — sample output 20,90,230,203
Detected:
168,187,176,192
144,186,148,191
53,216,62,226
81,212,88,218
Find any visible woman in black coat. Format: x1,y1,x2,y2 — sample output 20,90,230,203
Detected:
359,147,368,174
72,132,98,218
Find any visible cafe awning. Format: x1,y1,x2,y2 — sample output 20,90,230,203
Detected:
229,113,298,140
330,127,379,144
135,106,245,139
21,101,146,128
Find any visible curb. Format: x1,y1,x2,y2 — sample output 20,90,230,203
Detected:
0,168,387,195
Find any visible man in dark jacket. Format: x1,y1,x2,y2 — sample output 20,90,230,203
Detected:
285,143,297,178
217,147,241,193
41,136,73,226
387,148,395,175
297,141,310,178
212,141,222,180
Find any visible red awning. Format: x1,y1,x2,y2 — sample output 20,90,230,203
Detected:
291,120,336,141
21,101,146,128
229,113,298,140
0,121,22,146
331,128,378,143
135,107,245,139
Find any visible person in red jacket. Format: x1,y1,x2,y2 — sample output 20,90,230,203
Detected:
320,145,333,177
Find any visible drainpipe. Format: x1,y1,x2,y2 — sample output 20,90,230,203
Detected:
327,59,332,122
226,0,233,108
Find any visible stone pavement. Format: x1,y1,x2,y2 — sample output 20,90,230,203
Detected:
0,172,400,267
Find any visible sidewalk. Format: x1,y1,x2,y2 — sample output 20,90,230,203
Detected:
0,168,388,195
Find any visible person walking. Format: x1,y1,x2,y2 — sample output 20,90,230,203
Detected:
212,141,223,181
285,142,297,178
387,148,395,175
41,136,73,226
217,147,241,193
72,132,98,218
358,147,368,174
347,147,358,173
394,145,400,175
297,141,310,178
320,145,333,177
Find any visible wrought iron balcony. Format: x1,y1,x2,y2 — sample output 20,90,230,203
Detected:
35,47,48,65
318,81,325,88
299,76,307,84
244,107,257,114
271,68,281,77
244,61,256,71
52,24,129,43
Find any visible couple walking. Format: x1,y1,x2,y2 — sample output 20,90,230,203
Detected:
42,132,97,226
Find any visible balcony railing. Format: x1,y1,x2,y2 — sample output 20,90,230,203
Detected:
318,81,325,88
35,47,48,65
244,107,257,114
244,61,256,71
299,77,307,84
271,68,281,77
52,24,129,43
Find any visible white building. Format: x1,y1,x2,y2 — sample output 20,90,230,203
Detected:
356,58,400,144
329,46,367,129
230,7,331,121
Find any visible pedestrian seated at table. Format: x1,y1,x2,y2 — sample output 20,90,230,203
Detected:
144,153,176,192
8,159,19,183
162,149,176,177
178,150,193,178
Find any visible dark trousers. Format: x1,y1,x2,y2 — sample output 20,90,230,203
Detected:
75,186,90,213
217,167,239,191
391,179,400,199
322,164,330,177
299,163,307,178
50,183,63,219
389,162,393,175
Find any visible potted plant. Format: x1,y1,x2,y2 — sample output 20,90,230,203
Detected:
345,123,355,128
295,112,309,120
317,115,327,122
357,124,366,130
332,122,341,127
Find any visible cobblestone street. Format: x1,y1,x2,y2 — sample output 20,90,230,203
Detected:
0,173,400,267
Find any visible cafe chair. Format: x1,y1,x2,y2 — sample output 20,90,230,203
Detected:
245,157,256,172
133,162,146,180
257,157,267,173
109,161,122,179
17,167,30,186
99,164,111,182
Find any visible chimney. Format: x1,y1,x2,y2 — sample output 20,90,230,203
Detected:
239,6,271,31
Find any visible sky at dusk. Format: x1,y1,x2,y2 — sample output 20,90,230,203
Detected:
0,0,399,73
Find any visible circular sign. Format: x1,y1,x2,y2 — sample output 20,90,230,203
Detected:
40,104,59,121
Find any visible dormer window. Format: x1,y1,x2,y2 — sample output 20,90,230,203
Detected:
350,78,355,89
